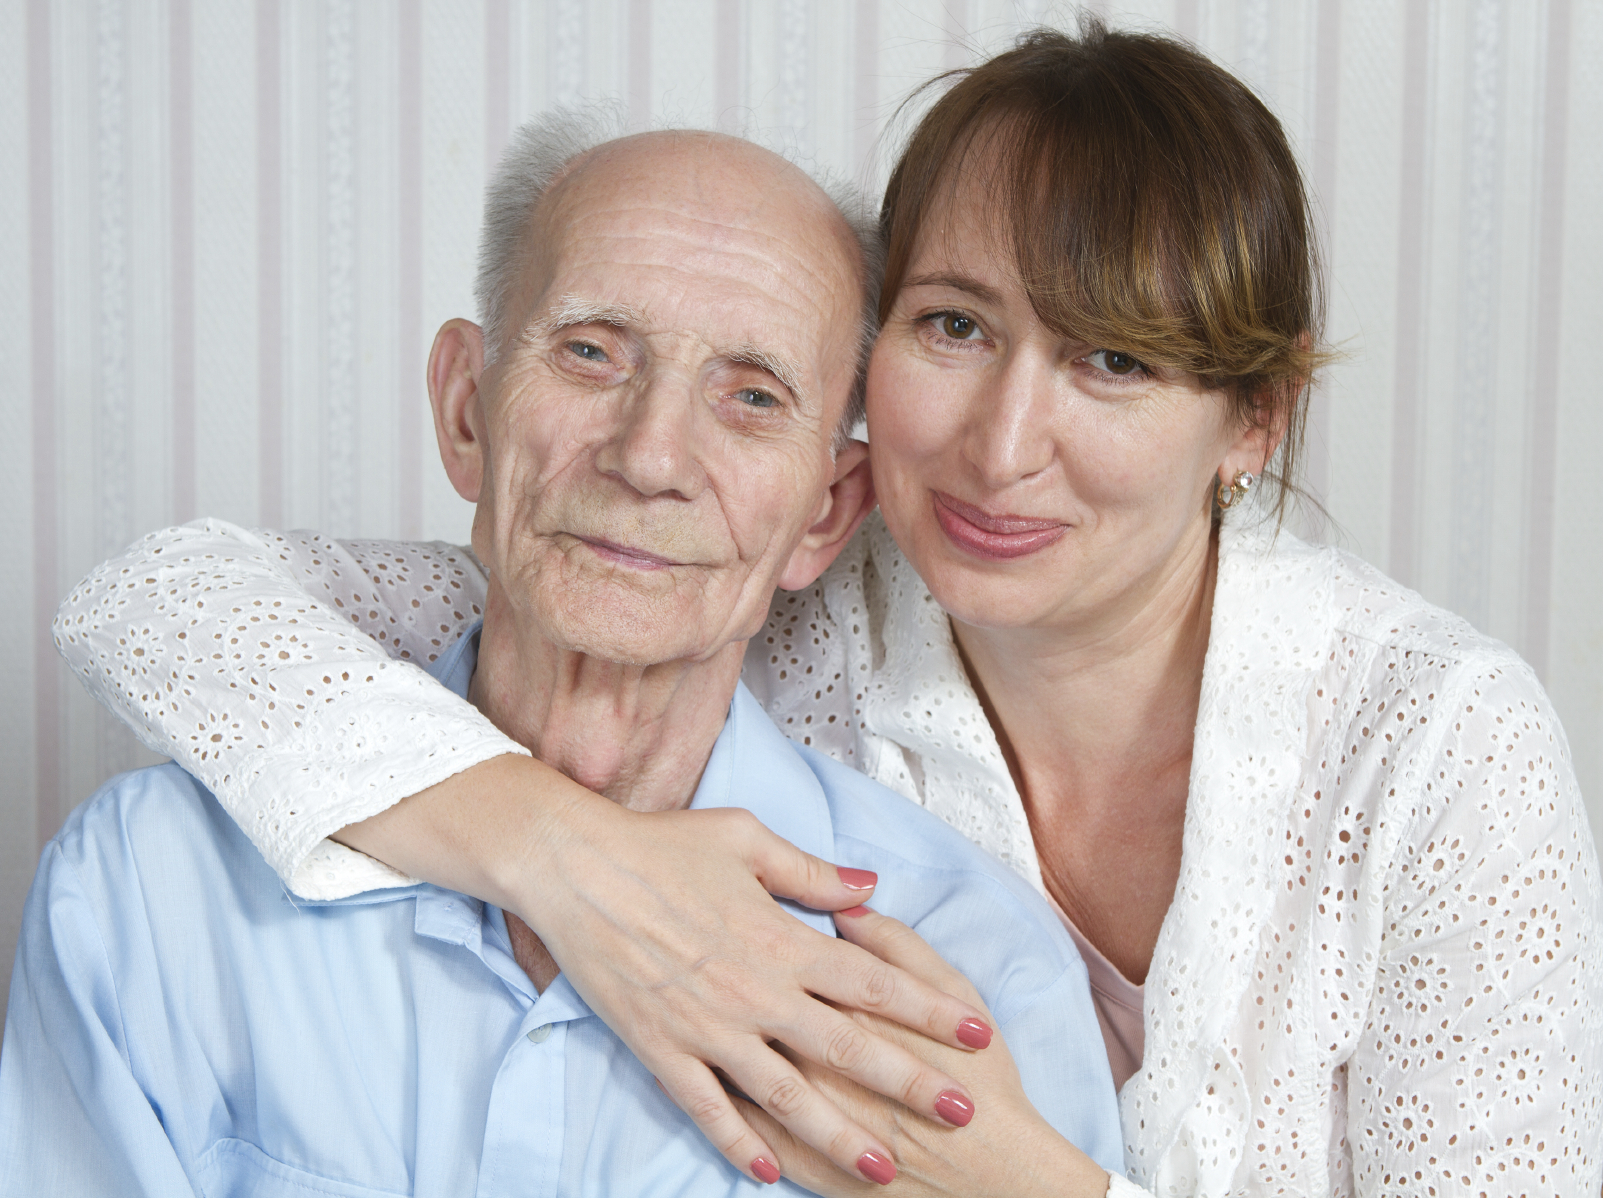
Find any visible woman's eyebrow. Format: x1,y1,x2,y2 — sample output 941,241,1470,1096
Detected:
902,273,1004,306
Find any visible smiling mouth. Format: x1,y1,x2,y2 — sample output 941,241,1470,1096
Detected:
572,535,681,571
932,491,1067,561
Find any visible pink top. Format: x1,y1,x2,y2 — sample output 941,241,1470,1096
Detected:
1045,892,1145,1094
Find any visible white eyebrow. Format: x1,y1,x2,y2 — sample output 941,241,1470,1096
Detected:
724,345,804,400
532,294,647,334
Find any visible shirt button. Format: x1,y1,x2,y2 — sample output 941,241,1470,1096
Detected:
527,1024,553,1044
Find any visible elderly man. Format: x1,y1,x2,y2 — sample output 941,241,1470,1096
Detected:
0,123,1119,1195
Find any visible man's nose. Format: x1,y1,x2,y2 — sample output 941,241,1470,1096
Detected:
594,371,709,501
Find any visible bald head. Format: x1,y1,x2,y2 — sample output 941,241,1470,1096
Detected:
476,118,879,433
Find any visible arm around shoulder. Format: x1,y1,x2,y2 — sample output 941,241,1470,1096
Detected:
51,519,525,897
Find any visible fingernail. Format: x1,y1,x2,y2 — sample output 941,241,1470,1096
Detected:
956,1018,993,1049
857,1151,897,1185
751,1157,781,1185
837,867,878,891
935,1090,975,1127
837,904,872,918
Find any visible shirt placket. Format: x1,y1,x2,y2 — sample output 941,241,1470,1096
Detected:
476,1011,569,1198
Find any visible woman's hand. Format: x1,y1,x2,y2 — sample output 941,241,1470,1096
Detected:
734,905,1113,1196
347,757,998,1186
525,798,1001,1186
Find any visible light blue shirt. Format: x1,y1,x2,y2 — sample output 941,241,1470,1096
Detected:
2,626,1121,1196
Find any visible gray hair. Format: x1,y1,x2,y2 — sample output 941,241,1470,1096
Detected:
474,107,881,439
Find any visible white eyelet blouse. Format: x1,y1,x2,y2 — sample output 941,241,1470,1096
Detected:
53,502,1603,1197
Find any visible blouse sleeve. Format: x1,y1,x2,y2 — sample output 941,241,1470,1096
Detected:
51,519,528,900
1350,661,1603,1194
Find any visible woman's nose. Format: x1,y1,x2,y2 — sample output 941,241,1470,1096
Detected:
594,372,709,502
961,356,1055,487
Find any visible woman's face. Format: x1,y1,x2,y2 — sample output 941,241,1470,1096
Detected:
866,169,1261,636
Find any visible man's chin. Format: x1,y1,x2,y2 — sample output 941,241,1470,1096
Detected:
536,600,717,668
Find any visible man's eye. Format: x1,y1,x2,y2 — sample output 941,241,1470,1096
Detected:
566,341,608,362
1086,349,1144,376
937,313,982,340
737,389,778,409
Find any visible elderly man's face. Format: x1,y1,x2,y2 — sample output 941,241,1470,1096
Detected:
431,133,866,666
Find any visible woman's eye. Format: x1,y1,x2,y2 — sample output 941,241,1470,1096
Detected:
1086,349,1144,376
566,341,609,362
736,389,778,409
937,313,982,340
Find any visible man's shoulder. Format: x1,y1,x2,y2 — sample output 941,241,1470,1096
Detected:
799,745,1034,886
794,743,1082,1005
46,763,261,905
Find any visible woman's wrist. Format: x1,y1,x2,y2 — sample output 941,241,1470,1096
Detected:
331,752,606,919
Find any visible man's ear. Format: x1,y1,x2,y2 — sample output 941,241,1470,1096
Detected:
428,319,488,502
777,440,877,591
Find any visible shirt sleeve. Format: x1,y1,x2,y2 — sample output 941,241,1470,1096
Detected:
0,845,199,1195
1000,960,1129,1181
1348,661,1603,1194
51,519,527,899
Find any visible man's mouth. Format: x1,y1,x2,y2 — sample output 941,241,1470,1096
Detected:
932,491,1067,561
572,535,681,571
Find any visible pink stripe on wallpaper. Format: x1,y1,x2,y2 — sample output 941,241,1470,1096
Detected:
1387,0,1430,586
399,0,424,540
29,0,59,847
628,0,651,128
1306,0,1341,508
170,0,196,525
1520,0,1572,681
715,0,741,130
484,0,510,172
257,0,284,529
854,0,878,179
1171,0,1200,43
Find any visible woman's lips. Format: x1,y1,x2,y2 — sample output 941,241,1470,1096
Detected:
932,491,1067,561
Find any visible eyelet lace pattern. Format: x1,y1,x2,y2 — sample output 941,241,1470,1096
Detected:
54,509,1602,1194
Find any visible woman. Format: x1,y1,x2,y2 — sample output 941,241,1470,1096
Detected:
54,21,1601,1195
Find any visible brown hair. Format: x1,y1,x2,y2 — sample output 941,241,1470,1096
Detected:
878,20,1328,514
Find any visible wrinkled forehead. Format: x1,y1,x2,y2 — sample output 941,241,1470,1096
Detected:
517,139,864,401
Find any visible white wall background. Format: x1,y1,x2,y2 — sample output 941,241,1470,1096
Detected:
4,0,1600,1020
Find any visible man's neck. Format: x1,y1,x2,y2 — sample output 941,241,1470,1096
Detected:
467,586,746,813
467,585,747,994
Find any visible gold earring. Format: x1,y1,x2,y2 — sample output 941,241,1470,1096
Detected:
1215,469,1255,509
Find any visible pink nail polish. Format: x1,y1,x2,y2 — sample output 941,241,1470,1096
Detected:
837,867,878,891
857,1151,897,1185
956,1018,993,1049
751,1157,781,1185
837,904,871,918
934,1090,975,1127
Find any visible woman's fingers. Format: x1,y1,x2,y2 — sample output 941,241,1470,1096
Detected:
741,812,882,911
771,981,978,1127
803,913,993,1051
654,1058,788,1187
731,1094,888,1195
717,1040,903,1186
833,904,990,1012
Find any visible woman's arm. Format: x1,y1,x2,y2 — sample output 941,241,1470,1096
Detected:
52,520,517,894
1350,664,1603,1193
53,520,1000,1185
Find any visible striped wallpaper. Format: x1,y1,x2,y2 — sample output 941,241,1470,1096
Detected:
4,0,1600,1016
